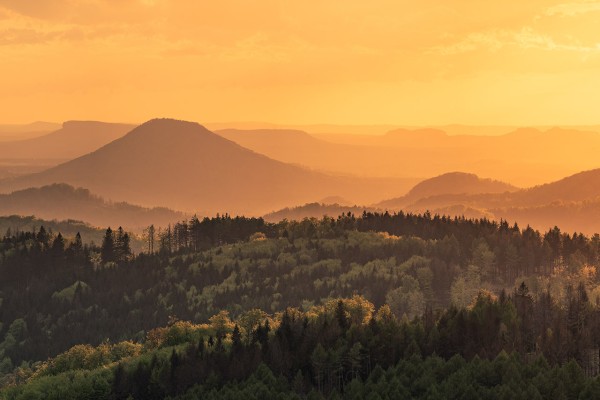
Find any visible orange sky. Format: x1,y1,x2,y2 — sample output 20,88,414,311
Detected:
1,0,600,125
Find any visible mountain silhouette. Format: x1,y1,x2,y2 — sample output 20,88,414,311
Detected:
0,119,412,215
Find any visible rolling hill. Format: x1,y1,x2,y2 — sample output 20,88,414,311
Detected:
0,215,119,246
265,172,514,223
511,169,600,205
0,184,184,231
378,172,518,209
0,119,413,215
377,169,600,234
0,121,61,141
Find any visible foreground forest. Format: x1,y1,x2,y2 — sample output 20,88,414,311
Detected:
2,213,600,398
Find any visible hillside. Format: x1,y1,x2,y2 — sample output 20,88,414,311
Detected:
378,172,517,209
379,169,600,234
512,168,600,205
0,119,413,215
2,214,600,398
0,121,134,163
0,184,183,231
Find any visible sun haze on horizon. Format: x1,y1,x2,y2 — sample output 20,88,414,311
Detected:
1,0,599,126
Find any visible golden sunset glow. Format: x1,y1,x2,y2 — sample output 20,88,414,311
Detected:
2,0,600,125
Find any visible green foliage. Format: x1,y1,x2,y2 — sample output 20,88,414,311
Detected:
2,294,600,399
2,212,600,396
386,275,425,319
51,281,90,303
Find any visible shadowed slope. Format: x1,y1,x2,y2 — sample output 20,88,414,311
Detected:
0,184,183,231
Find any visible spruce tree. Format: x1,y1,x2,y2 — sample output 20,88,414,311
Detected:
101,227,115,263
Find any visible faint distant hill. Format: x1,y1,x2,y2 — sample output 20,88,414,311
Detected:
219,126,600,189
0,119,413,215
307,127,600,187
0,215,107,245
384,128,449,145
0,215,146,251
0,184,183,231
264,202,379,223
377,169,600,235
216,128,341,171
0,121,134,162
0,121,61,141
0,121,61,133
378,172,518,209
216,128,417,179
319,196,351,205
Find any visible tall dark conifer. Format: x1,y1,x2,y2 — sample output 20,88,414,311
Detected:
101,227,115,263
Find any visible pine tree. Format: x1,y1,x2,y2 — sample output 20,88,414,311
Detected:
51,233,65,255
36,226,49,247
144,224,156,254
115,226,132,262
73,232,83,252
101,227,115,263
232,324,243,354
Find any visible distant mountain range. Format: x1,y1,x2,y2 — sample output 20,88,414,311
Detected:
0,184,183,231
0,119,413,215
267,170,600,235
396,169,600,234
221,127,600,187
216,127,428,179
3,118,600,234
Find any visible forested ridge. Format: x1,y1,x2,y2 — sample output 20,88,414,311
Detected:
2,212,600,398
3,295,600,399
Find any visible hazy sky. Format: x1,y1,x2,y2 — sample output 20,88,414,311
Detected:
1,0,599,125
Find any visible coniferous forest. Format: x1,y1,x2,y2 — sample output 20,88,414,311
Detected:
2,213,600,398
